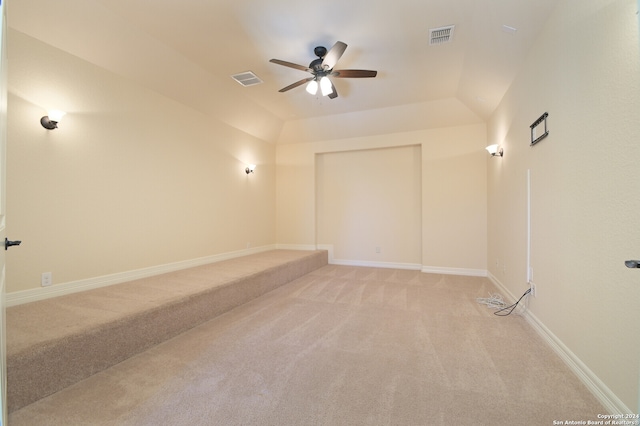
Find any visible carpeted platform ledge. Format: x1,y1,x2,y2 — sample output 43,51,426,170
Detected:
6,249,327,412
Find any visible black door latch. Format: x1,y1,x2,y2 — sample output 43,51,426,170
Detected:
4,238,21,250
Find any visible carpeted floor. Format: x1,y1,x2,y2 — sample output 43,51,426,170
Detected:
6,249,327,411
9,265,604,425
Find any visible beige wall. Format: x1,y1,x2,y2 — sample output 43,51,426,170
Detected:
316,145,422,267
487,0,640,412
7,30,277,293
276,123,487,273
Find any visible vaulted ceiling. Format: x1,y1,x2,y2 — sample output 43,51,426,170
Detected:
8,0,560,142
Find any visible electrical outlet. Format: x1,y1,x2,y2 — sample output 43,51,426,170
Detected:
41,272,53,287
375,246,381,254
246,242,251,249
529,282,536,298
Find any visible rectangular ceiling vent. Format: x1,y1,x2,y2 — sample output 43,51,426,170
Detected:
429,25,455,45
231,71,263,87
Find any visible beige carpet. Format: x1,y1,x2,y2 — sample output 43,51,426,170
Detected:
9,265,604,425
6,249,328,411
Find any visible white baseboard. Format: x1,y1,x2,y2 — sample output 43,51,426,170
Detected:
331,258,422,270
6,244,278,307
317,244,484,274
487,272,631,415
315,244,334,263
314,244,421,270
422,266,487,277
276,244,319,251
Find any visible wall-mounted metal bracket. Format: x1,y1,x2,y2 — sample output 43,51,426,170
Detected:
530,112,549,146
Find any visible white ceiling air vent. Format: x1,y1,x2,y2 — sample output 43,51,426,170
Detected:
231,71,263,87
429,25,455,45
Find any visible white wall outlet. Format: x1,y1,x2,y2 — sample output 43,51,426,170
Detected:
529,282,536,298
375,246,381,254
41,272,53,287
246,242,251,249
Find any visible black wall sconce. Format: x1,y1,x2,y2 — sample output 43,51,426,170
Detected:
485,144,503,157
41,110,66,130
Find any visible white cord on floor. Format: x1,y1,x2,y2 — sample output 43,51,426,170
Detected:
477,291,529,316
476,293,508,309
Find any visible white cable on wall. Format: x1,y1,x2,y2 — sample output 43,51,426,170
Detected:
527,169,532,284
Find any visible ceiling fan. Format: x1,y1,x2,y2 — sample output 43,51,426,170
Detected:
269,41,377,99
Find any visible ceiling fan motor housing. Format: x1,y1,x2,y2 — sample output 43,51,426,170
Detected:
309,58,326,73
314,46,327,58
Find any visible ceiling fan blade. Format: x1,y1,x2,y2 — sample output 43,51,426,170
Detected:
321,41,347,70
278,77,314,93
328,80,338,99
269,59,312,72
331,69,378,78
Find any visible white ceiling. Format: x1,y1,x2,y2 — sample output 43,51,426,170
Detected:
8,0,560,128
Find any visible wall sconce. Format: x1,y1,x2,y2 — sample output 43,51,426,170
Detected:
41,110,66,130
245,164,256,174
485,144,503,157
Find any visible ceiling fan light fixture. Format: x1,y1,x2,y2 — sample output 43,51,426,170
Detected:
306,79,318,95
320,76,333,96
270,41,377,100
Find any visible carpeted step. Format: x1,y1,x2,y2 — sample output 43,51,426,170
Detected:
6,249,328,412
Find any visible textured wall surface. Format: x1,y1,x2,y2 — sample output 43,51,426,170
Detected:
316,145,422,266
276,124,487,272
487,0,640,412
7,31,276,293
